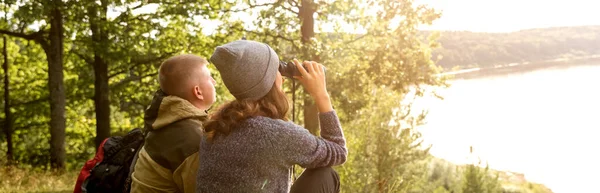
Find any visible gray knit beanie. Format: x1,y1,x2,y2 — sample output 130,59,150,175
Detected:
210,40,279,100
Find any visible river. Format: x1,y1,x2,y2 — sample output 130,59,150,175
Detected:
417,63,600,193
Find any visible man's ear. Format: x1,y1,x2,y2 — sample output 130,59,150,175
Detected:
194,86,204,100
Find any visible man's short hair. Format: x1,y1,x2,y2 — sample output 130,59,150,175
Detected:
158,54,208,98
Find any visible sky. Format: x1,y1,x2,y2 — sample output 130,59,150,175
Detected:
416,0,600,32
124,0,600,35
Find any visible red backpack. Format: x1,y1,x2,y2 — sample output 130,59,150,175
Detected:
73,138,108,193
73,128,145,193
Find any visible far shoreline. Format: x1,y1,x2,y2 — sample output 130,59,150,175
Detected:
439,55,600,80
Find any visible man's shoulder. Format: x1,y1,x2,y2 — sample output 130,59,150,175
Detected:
144,118,205,171
165,118,204,132
149,118,204,141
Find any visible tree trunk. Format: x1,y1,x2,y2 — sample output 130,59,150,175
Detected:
0,0,66,169
300,0,315,44
3,36,13,163
299,0,320,134
46,0,66,169
93,48,110,149
89,0,111,149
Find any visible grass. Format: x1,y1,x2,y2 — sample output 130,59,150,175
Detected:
0,158,553,193
0,165,78,193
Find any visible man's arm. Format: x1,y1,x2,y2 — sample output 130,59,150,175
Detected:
172,152,200,193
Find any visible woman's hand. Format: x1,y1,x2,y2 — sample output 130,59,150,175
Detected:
293,59,333,113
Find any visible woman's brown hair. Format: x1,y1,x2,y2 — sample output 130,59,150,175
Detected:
204,83,289,141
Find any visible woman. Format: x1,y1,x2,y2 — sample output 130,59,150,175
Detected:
196,40,347,193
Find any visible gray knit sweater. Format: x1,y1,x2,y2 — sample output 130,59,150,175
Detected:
195,111,347,193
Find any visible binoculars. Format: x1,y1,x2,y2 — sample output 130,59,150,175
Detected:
278,60,325,78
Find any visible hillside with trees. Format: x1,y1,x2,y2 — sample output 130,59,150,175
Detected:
431,26,600,70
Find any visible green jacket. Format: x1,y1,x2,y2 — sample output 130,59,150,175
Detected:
131,90,207,193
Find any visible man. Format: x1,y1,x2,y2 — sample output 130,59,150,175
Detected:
130,54,216,193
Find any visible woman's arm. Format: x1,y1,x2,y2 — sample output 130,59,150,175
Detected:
269,111,347,168
285,60,347,167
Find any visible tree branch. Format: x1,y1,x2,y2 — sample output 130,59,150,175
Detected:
113,2,149,23
232,25,296,43
108,52,173,78
243,28,300,50
233,27,301,52
17,21,27,33
116,12,156,25
110,72,158,89
15,122,46,130
14,97,49,106
0,29,43,41
343,33,371,45
130,2,146,10
222,2,278,13
109,67,135,79
72,51,94,66
281,4,298,14
130,52,174,65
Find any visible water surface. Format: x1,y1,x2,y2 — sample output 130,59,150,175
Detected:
418,64,600,193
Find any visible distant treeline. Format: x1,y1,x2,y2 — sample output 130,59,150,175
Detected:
429,26,600,70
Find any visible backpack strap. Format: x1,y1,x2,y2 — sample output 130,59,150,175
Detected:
122,128,146,193
124,89,165,192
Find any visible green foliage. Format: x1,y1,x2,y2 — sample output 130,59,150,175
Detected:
337,87,431,192
458,148,502,193
0,38,52,167
412,156,554,193
1,0,237,168
419,157,462,193
462,164,501,193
